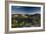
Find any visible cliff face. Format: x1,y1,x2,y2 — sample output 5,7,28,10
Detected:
12,14,41,28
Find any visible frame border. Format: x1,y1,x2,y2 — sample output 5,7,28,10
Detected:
5,1,45,34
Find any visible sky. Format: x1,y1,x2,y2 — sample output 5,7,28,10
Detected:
11,6,41,14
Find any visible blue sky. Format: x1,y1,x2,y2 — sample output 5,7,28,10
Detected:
11,6,41,14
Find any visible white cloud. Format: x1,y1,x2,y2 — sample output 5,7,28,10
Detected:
28,11,40,15
12,11,26,14
12,10,40,15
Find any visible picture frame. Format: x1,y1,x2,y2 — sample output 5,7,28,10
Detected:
5,1,45,34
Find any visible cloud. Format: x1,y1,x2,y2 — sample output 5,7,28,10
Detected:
12,11,25,14
12,6,40,14
12,10,40,15
28,10,40,15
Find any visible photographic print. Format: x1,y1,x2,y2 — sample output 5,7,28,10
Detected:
8,3,44,32
12,6,41,28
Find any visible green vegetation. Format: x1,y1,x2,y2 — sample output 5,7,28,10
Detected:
12,14,41,28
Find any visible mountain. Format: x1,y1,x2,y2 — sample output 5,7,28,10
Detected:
12,14,41,28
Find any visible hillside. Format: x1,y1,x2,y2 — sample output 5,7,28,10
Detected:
12,14,41,28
